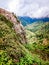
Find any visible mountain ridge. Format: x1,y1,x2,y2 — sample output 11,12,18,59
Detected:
18,16,49,26
0,8,27,44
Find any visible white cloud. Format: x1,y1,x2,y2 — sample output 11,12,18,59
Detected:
32,7,49,18
0,0,49,17
8,0,20,12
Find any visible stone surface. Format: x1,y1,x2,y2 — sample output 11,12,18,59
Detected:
0,8,27,44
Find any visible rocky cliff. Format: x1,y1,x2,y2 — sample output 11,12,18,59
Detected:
0,8,28,63
0,8,27,44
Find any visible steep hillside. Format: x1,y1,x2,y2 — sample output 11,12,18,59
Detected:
25,21,49,44
0,18,49,65
0,8,27,44
0,9,29,64
25,21,49,64
36,22,49,45
0,18,34,64
0,8,49,65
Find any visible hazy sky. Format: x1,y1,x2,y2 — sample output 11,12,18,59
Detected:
0,0,49,17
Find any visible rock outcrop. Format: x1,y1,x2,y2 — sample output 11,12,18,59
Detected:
0,8,27,44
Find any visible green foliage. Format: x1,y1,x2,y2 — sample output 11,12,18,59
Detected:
0,15,21,64
24,43,49,65
0,50,14,65
25,21,44,32
0,14,49,65
0,14,13,28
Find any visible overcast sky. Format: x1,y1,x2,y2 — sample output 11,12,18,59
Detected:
0,0,49,18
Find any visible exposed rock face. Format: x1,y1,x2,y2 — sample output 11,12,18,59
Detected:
0,8,27,44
